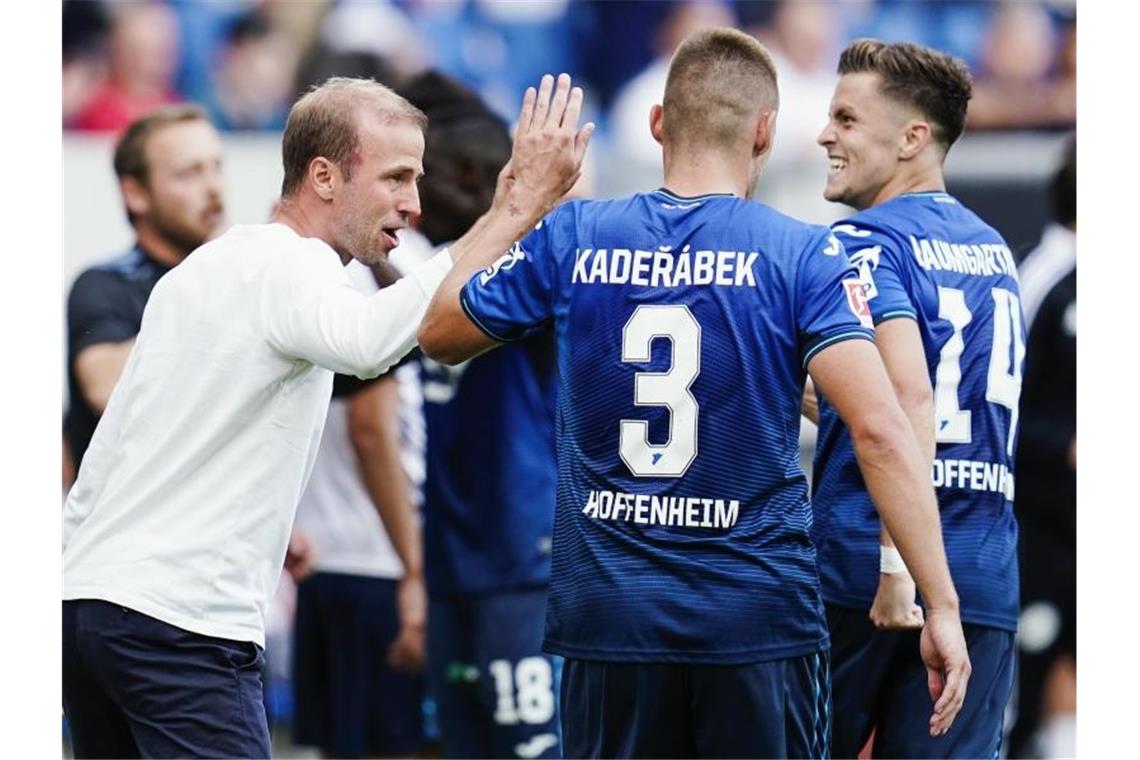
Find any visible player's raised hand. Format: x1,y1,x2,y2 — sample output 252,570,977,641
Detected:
920,606,972,737
869,571,925,629
501,73,595,218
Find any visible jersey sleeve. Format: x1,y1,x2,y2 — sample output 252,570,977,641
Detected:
458,210,558,343
831,221,916,325
262,241,452,378
795,228,876,367
67,269,140,359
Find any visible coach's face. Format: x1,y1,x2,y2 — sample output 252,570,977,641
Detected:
332,116,424,266
817,72,910,211
136,120,225,252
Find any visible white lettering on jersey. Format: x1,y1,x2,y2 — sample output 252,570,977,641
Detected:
480,242,526,285
571,247,758,288
581,489,739,529
930,458,1015,501
908,235,1017,279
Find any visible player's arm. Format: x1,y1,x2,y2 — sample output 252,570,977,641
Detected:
418,73,593,364
73,340,135,414
346,373,426,671
869,317,935,630
808,338,969,737
66,270,140,414
801,376,820,425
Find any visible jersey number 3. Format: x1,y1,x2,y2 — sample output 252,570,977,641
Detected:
620,305,701,478
934,286,1025,455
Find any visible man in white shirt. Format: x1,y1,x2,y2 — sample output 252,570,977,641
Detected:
290,260,428,758
62,74,593,758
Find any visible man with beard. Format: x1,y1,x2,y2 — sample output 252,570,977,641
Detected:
65,104,225,471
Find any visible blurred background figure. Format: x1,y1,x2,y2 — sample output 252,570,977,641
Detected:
62,0,110,127
1009,137,1077,760
609,0,736,172
289,282,428,759
968,2,1076,130
397,70,562,760
64,104,224,473
70,2,182,132
204,10,299,131
746,0,845,220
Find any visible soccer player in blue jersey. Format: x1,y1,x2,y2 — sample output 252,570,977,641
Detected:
419,30,970,758
808,39,1024,758
398,71,563,760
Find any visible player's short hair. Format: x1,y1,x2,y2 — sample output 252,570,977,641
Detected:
398,71,512,246
838,39,973,152
662,28,779,153
113,103,211,184
280,77,428,198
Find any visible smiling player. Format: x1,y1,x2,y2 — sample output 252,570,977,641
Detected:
809,39,1024,758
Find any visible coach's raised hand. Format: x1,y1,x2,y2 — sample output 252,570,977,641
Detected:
496,73,594,220
419,73,594,364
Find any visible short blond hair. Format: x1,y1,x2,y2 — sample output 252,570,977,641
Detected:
662,28,779,152
280,77,428,197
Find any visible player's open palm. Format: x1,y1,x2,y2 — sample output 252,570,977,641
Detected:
920,607,971,737
870,571,925,629
506,73,594,216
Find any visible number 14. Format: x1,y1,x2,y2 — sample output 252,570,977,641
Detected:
934,286,1025,456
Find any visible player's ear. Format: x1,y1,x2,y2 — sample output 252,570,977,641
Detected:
649,104,665,146
120,176,150,219
308,156,338,201
753,110,778,158
899,119,932,160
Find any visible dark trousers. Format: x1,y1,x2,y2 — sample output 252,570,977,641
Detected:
827,604,1015,759
62,599,271,759
560,653,831,759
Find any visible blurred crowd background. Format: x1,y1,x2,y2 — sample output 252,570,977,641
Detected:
63,0,1075,136
63,0,1076,279
61,1,1077,758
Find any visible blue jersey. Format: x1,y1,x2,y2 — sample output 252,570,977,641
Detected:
420,337,558,596
811,192,1023,631
460,189,873,663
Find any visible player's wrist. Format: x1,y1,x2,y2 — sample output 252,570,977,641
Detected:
879,545,908,575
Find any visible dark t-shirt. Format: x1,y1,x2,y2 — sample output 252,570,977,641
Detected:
65,246,172,468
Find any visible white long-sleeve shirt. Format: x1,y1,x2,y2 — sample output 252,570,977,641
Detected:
63,223,451,646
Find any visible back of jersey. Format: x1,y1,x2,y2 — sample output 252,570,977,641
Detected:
461,188,872,664
812,192,1024,631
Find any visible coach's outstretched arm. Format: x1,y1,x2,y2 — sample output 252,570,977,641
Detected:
418,73,593,364
808,337,971,738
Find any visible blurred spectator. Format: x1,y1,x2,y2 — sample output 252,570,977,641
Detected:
71,2,182,132
316,0,428,81
295,49,399,98
62,0,109,126
750,0,845,221
205,11,298,130
65,104,224,470
609,1,736,170
1009,136,1076,759
407,0,580,121
968,3,1075,130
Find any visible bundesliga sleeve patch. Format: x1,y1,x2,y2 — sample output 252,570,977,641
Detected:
842,278,873,328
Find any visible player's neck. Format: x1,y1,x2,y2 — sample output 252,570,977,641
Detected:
867,165,945,208
134,226,189,269
662,150,750,198
274,196,349,265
